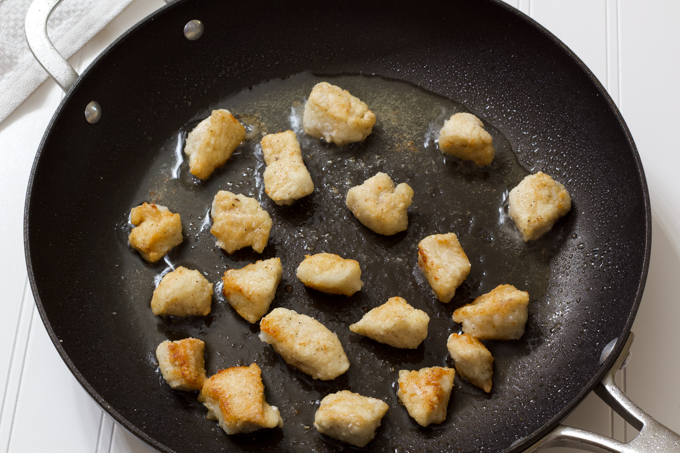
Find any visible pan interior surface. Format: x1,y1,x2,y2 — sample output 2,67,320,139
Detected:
25,1,650,452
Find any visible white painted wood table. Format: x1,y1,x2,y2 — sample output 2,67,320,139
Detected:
1,1,678,452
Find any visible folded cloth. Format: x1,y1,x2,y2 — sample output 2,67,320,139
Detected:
0,0,135,124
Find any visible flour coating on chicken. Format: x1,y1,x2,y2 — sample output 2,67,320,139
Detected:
210,191,272,254
438,112,495,166
259,308,349,380
156,338,206,391
447,333,494,393
397,367,455,427
452,284,529,340
418,233,471,303
222,258,282,323
151,267,213,317
350,297,429,349
261,131,314,205
346,172,414,235
184,109,245,180
128,203,183,263
314,390,388,447
296,253,363,296
303,82,376,145
508,171,572,241
198,363,283,435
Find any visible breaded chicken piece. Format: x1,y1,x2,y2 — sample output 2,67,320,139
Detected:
184,109,246,180
198,363,283,435
397,367,455,427
156,338,206,391
346,172,414,236
259,308,349,380
508,172,572,241
210,191,272,254
151,267,213,317
447,333,494,393
314,390,388,447
452,284,529,340
418,233,471,303
438,112,495,166
222,258,282,323
296,253,363,296
261,131,314,205
350,297,429,349
128,203,183,263
303,82,376,145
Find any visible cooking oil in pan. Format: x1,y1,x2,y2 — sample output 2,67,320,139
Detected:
116,73,573,453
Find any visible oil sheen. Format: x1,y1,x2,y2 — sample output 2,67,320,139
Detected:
118,73,573,453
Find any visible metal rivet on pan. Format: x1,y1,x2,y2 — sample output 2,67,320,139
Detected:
599,337,618,364
184,20,204,41
85,101,101,124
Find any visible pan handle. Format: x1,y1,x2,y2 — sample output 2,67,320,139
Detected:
524,332,680,452
25,0,79,92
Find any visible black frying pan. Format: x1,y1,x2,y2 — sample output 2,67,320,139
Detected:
24,1,651,452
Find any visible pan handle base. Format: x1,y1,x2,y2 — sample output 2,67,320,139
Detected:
524,332,680,452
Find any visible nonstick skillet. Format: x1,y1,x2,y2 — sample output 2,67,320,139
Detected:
24,0,679,452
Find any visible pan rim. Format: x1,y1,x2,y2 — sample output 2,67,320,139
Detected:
23,0,652,452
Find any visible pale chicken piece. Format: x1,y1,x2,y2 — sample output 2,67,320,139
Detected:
346,172,414,236
222,258,282,323
261,131,314,205
210,191,272,254
156,338,206,391
295,253,363,297
447,333,494,393
452,284,529,340
314,390,388,447
259,308,349,380
303,82,376,145
438,112,495,166
418,233,471,303
184,109,246,180
397,367,455,427
128,203,183,263
151,267,213,317
349,297,429,349
508,172,572,241
198,363,283,435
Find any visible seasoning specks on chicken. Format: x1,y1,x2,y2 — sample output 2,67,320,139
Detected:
418,233,471,303
447,333,494,393
184,109,245,180
346,172,414,236
303,82,376,145
210,190,272,254
508,171,571,241
438,112,495,166
296,253,363,296
397,367,455,427
261,130,314,205
156,338,206,391
128,203,182,263
452,284,529,340
198,363,283,435
314,390,388,447
350,297,429,349
259,308,350,380
222,258,282,323
151,266,213,317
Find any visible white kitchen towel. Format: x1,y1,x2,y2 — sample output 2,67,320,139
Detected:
0,0,135,124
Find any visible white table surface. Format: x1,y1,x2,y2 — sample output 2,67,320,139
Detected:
1,1,679,452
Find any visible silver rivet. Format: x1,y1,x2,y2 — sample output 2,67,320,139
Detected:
85,101,101,124
184,20,204,41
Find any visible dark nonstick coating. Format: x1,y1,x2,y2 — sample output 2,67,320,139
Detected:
24,1,650,452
